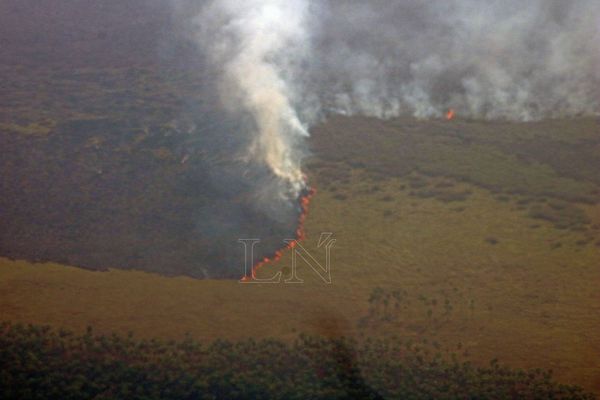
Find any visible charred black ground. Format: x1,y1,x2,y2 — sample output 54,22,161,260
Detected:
0,0,301,279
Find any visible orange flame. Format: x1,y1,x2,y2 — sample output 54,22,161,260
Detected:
445,108,455,120
241,186,316,281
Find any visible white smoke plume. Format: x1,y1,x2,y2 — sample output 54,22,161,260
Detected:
174,0,600,197
184,0,312,198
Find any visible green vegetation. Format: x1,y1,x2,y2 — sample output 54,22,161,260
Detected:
2,32,599,397
308,116,600,249
1,322,594,400
3,3,598,397
360,286,478,335
309,116,600,203
2,112,600,393
527,201,590,231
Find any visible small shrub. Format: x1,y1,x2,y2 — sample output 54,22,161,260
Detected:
333,193,348,201
485,237,499,245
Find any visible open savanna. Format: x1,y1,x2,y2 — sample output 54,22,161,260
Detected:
2,115,600,393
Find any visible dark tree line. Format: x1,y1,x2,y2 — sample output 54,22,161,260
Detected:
0,322,594,400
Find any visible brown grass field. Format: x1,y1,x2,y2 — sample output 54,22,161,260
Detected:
2,2,599,396
2,115,599,393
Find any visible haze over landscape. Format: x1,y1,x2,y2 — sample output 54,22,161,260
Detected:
0,1,599,398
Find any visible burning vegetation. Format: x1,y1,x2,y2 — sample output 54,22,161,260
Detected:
243,185,317,281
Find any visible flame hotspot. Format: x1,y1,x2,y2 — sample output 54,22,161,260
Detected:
242,185,316,281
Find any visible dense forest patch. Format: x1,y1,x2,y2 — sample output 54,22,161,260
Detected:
0,322,595,400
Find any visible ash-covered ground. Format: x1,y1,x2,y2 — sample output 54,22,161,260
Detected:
0,0,301,278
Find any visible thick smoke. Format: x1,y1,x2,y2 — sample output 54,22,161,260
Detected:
175,0,599,198
314,0,600,121
180,0,312,198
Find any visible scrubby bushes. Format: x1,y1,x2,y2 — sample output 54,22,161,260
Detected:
528,203,589,231
0,322,595,400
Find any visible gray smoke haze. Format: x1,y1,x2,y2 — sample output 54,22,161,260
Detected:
172,0,599,197
0,0,597,278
